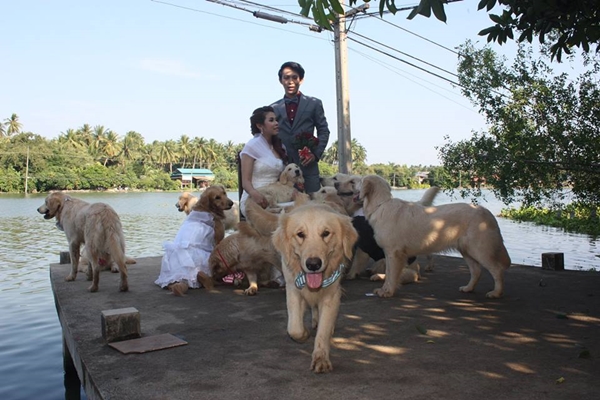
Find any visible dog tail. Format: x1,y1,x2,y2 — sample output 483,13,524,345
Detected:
245,199,279,235
418,186,440,206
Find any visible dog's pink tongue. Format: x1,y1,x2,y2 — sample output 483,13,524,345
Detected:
306,272,323,289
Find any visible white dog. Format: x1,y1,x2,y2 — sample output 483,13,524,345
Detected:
357,175,511,298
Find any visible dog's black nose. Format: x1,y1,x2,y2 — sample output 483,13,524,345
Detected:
305,257,322,272
295,170,300,176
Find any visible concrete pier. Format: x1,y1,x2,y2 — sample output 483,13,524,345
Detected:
51,255,600,400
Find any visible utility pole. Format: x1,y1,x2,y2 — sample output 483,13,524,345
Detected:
25,146,29,195
333,4,369,174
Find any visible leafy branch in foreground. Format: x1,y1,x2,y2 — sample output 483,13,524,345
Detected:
301,0,600,61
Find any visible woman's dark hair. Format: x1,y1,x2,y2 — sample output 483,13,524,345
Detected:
249,106,288,163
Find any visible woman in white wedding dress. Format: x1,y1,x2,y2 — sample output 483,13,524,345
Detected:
239,106,288,217
239,106,288,287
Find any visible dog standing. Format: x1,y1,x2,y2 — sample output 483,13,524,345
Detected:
158,185,234,296
272,203,358,373
357,175,511,298
37,192,129,292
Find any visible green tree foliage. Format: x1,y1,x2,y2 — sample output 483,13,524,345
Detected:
303,0,600,62
438,41,600,206
0,113,438,193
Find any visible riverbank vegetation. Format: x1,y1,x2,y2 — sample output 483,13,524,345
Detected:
0,116,446,194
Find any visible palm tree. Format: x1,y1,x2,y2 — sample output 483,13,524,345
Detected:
120,131,145,169
177,135,192,169
158,140,179,174
191,137,208,169
0,121,6,139
90,125,108,159
58,128,83,150
204,139,222,169
102,131,121,166
77,123,94,147
4,114,22,136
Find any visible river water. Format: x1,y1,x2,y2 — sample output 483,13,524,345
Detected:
0,190,598,399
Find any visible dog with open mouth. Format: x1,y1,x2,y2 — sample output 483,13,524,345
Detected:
272,202,358,373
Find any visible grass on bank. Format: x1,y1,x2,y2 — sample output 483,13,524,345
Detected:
501,203,600,237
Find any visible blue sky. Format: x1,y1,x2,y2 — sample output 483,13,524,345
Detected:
1,0,520,166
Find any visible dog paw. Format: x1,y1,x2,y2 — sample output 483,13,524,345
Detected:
370,274,385,281
374,287,394,298
119,283,129,292
459,285,474,293
243,286,258,296
88,284,99,292
311,352,332,373
289,329,310,343
485,290,503,298
65,274,76,282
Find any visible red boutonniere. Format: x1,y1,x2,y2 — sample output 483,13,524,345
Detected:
293,132,319,163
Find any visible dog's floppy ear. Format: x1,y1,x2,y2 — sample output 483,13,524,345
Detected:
340,216,359,261
279,169,289,185
272,214,295,265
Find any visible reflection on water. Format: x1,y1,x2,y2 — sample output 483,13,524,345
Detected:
0,190,598,399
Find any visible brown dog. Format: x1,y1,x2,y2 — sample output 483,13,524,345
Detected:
167,185,234,296
272,203,358,373
176,191,240,231
208,222,281,295
37,192,129,292
357,175,511,298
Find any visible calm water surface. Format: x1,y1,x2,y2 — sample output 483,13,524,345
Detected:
0,190,598,399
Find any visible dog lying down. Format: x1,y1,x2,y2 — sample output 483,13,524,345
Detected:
357,175,511,298
257,163,305,210
207,221,282,295
37,192,129,292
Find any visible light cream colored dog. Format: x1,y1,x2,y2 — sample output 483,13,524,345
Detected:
37,192,129,292
257,163,304,208
357,175,511,298
272,203,358,373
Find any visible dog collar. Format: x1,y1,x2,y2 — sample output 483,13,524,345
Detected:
337,191,354,197
295,264,345,289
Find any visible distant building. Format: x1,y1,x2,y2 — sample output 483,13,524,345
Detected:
170,168,215,189
415,171,429,184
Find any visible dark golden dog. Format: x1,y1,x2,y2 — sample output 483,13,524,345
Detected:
272,203,358,373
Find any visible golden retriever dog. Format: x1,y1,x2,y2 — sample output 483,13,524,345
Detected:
165,185,234,296
272,203,358,373
37,192,129,292
309,186,348,215
78,245,136,273
207,222,282,295
257,163,305,208
333,174,438,280
176,191,240,231
357,175,511,298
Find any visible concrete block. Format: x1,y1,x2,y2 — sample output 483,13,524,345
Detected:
60,251,71,264
101,307,141,343
541,252,564,271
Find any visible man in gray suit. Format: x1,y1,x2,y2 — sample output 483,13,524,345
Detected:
271,61,330,193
